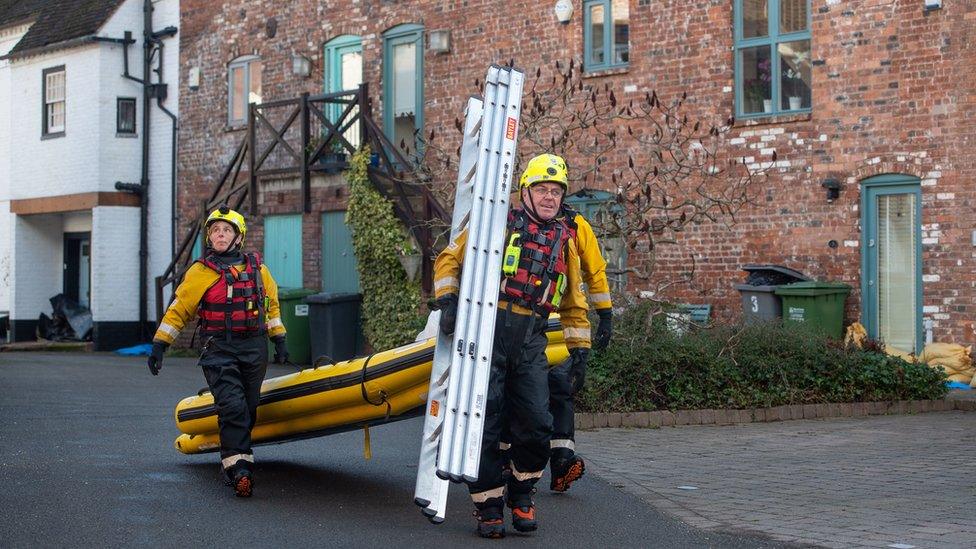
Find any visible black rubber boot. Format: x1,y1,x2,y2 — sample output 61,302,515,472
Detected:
229,459,253,498
550,449,585,492
473,498,506,539
507,492,538,533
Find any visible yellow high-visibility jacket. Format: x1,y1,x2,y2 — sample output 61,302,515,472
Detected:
434,207,611,349
153,256,285,345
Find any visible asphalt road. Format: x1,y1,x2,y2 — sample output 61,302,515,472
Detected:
0,351,792,548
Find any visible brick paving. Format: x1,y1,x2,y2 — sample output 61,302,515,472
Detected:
577,411,976,548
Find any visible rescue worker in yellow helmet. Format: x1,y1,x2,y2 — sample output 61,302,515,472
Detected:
501,154,614,492
148,206,288,498
432,153,612,538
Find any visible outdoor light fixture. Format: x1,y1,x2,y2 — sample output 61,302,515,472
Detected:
291,53,311,78
822,178,841,202
554,0,574,24
924,0,942,10
187,67,200,90
428,30,451,54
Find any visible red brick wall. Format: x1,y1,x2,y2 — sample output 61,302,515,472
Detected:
177,1,975,345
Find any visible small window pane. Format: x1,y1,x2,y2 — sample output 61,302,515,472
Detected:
392,41,417,154
117,99,136,133
589,4,605,65
779,40,811,111
48,101,65,132
612,0,629,64
340,51,362,90
231,65,245,121
780,0,809,34
46,71,65,102
742,0,769,38
248,60,262,105
742,46,772,114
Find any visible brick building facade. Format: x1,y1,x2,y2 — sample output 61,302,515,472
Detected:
176,1,974,352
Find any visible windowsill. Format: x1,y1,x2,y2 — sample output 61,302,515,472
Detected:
41,131,65,140
116,132,138,138
224,123,247,133
582,65,630,79
736,111,812,127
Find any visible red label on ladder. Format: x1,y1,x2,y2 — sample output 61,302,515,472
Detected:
506,117,517,140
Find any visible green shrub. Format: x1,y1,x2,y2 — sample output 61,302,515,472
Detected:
345,147,426,351
577,302,948,412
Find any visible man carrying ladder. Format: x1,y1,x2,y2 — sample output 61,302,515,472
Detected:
433,153,611,538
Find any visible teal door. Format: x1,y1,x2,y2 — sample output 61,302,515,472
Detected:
324,35,363,148
321,211,360,293
264,214,303,289
861,175,922,353
383,24,424,158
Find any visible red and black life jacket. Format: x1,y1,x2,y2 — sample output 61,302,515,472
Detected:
499,208,577,314
196,253,266,338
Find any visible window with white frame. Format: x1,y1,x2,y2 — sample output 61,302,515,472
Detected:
43,66,66,136
227,56,263,126
735,0,811,117
583,0,629,72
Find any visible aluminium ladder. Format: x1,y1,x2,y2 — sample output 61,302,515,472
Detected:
413,64,525,523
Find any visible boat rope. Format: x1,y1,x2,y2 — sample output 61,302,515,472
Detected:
359,352,392,420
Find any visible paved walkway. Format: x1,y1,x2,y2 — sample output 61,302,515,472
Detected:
578,411,976,549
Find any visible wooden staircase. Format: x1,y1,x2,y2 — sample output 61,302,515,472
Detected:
155,84,448,320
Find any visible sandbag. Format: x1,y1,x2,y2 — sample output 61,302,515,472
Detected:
919,343,974,384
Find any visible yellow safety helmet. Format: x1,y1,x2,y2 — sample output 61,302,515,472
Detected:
519,153,569,191
205,206,247,249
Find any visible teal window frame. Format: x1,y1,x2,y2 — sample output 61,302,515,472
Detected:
734,0,812,118
583,0,629,73
324,34,362,95
382,23,424,156
859,174,923,353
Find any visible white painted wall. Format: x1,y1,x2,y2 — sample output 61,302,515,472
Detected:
99,0,180,320
10,214,62,322
0,23,30,314
90,206,140,321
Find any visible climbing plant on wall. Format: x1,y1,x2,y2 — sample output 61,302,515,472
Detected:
345,146,426,350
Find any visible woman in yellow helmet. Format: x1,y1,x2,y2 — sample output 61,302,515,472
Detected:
148,206,287,498
432,153,612,537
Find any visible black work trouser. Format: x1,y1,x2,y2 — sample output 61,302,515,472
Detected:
199,334,268,462
468,308,552,499
548,359,575,453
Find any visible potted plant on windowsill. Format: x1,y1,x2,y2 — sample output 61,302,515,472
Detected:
746,58,772,113
784,68,803,111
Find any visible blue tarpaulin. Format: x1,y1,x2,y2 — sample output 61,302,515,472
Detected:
946,381,971,390
115,343,153,356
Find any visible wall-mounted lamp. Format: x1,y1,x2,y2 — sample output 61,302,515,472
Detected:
822,178,841,202
428,30,451,54
554,0,574,24
924,0,942,11
291,53,311,78
187,66,200,90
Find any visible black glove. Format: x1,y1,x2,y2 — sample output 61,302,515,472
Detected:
593,309,613,351
568,347,590,394
147,341,168,376
433,294,459,336
272,336,289,364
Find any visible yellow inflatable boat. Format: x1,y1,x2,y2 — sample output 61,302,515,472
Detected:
174,318,569,454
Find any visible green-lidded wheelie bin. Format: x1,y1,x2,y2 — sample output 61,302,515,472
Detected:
774,281,852,339
272,288,316,365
